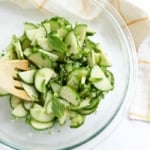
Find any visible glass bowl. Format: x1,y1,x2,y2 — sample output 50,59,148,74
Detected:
0,0,137,149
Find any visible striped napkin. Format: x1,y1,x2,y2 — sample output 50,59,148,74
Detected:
2,0,150,122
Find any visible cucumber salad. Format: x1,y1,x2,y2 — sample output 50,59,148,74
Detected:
0,17,114,130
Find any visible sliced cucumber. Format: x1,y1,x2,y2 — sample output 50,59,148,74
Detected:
31,25,46,45
46,100,52,114
90,65,112,91
30,107,55,122
27,48,58,67
79,106,97,115
87,50,96,67
86,28,95,36
96,44,112,67
70,112,85,128
21,82,38,101
21,35,31,49
67,75,79,90
34,68,57,93
35,48,58,60
0,44,17,61
49,20,60,31
23,101,33,110
30,119,54,130
28,52,53,68
71,98,91,111
23,48,33,57
37,38,53,51
13,39,24,59
10,95,21,108
58,109,69,125
32,103,43,109
24,22,37,30
59,86,80,106
43,90,53,108
18,70,36,84
74,24,87,47
12,103,28,118
68,68,89,80
50,82,61,93
85,98,100,110
25,29,38,41
105,70,114,88
42,21,51,33
56,27,68,39
65,31,79,54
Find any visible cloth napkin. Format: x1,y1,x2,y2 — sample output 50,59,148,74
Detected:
2,0,150,122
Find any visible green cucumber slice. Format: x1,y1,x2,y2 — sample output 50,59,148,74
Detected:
58,109,69,125
23,48,33,57
74,24,87,47
21,82,38,101
79,107,97,115
65,31,79,54
37,38,53,51
10,95,21,108
30,107,55,122
18,70,36,84
43,90,53,108
46,100,52,114
0,44,17,61
49,20,60,31
87,50,96,67
71,98,91,111
30,119,54,130
12,103,28,118
96,44,112,67
27,48,58,67
59,86,80,106
23,101,33,110
42,21,51,33
50,82,61,93
67,76,79,90
90,65,112,91
70,112,85,128
31,25,46,45
34,68,57,93
13,39,24,59
25,29,38,41
24,22,37,30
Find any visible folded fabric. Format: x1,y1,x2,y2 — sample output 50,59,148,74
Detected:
129,36,150,121
1,0,101,20
1,0,150,122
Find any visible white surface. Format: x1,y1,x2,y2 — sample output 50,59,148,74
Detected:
94,115,150,150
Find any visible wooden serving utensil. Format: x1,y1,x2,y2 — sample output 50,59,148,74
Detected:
0,60,31,101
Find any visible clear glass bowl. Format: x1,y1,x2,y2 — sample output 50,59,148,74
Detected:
0,0,137,149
